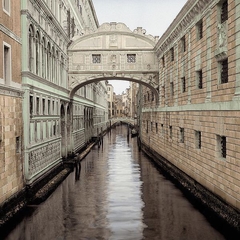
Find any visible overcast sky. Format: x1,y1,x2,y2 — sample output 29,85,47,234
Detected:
92,0,188,94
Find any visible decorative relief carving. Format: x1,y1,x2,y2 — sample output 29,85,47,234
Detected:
28,141,61,177
111,54,117,63
215,22,228,61
110,35,118,47
218,22,227,48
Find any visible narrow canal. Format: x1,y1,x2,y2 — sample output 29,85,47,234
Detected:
4,125,226,240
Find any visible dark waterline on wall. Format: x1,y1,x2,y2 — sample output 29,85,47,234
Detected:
3,125,226,240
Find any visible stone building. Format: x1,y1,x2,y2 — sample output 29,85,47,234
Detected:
122,89,130,116
20,0,107,186
0,0,23,204
107,83,114,118
115,94,123,117
141,0,240,210
129,82,139,118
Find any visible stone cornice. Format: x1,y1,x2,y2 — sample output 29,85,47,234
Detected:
79,22,159,45
155,0,215,55
22,71,69,96
0,84,23,97
0,24,21,44
24,0,70,44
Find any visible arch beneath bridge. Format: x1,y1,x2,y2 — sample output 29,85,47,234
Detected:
68,22,160,101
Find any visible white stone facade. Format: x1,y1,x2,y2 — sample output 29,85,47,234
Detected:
20,0,107,185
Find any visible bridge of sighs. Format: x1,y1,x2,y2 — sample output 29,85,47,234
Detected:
68,22,160,101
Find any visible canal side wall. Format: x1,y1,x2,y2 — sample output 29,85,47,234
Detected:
141,141,240,235
0,138,98,230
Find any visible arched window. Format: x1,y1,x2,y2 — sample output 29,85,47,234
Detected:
56,50,59,85
60,55,64,85
42,37,46,78
52,46,55,82
35,31,40,75
46,43,51,80
28,25,34,72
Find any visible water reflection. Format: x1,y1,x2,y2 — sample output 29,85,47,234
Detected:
3,125,225,240
107,134,145,240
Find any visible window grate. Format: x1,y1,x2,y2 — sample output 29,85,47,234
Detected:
221,0,228,23
127,54,136,63
221,136,226,158
169,126,172,139
180,127,184,143
182,77,186,93
197,70,203,89
92,54,101,63
170,82,174,96
182,36,186,52
221,59,228,84
170,48,174,61
195,131,201,149
197,20,203,40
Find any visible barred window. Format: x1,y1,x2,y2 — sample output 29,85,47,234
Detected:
221,0,228,23
170,82,174,96
195,131,201,149
92,54,101,63
162,56,165,67
217,135,226,158
181,36,186,52
170,47,174,61
180,128,184,143
169,126,173,139
196,19,203,40
196,70,203,89
161,124,164,136
181,77,186,93
127,54,136,63
16,137,20,153
220,59,228,84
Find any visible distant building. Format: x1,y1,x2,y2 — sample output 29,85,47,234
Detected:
107,83,114,118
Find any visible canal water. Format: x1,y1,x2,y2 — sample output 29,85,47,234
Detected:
3,125,226,240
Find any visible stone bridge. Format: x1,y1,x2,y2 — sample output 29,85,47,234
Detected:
110,117,136,127
68,22,159,101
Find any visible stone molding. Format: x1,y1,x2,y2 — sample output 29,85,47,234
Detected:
0,24,21,44
22,71,69,95
155,0,215,54
0,84,23,97
69,72,159,101
74,22,159,45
